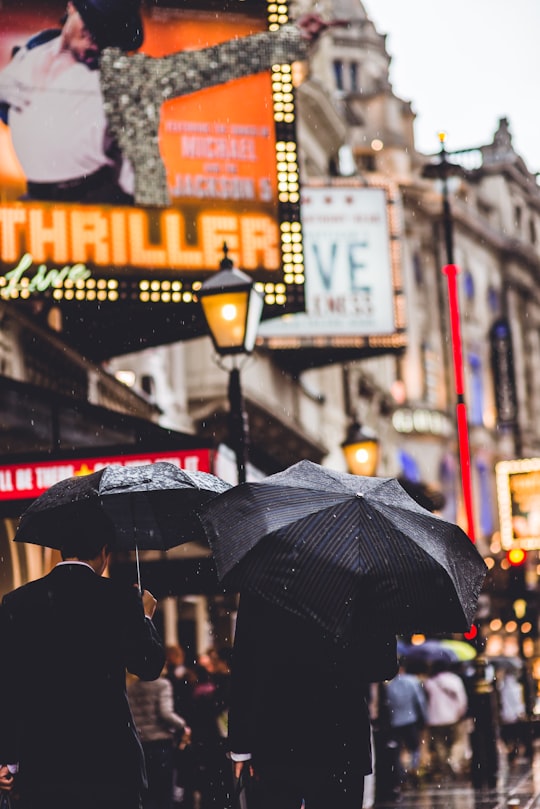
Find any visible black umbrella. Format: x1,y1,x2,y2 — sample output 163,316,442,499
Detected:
15,462,231,586
201,460,487,640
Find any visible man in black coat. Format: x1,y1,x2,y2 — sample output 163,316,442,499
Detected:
229,592,397,809
0,510,165,809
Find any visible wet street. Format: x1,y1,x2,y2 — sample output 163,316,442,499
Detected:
373,746,540,809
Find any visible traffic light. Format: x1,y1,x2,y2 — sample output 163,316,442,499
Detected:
507,548,527,566
464,624,478,641
506,548,527,599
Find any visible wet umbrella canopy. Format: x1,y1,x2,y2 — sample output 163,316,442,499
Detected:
201,460,487,640
15,462,231,552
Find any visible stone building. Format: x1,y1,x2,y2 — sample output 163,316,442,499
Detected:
104,0,540,648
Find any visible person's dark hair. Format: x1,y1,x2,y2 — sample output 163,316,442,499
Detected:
430,659,452,676
404,658,429,676
193,664,212,685
60,502,116,560
70,0,144,51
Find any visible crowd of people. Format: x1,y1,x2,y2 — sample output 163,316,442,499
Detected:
127,643,234,809
371,651,532,804
125,631,535,809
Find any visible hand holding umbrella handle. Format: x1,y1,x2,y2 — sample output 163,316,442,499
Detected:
141,589,157,619
0,766,14,792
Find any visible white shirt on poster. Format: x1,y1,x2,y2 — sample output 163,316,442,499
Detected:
0,35,133,190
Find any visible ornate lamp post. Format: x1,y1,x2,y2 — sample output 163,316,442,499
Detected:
341,422,380,477
199,244,264,484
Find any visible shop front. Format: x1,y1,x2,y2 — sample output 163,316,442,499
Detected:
0,441,234,660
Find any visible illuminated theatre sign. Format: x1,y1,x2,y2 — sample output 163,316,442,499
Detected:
0,0,305,355
496,457,540,551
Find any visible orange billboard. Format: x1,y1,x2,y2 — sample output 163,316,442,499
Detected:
0,0,305,357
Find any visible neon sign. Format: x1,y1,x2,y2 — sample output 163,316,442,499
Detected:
0,449,213,501
0,253,91,298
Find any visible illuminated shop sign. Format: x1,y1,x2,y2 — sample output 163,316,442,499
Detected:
258,181,406,351
0,449,213,501
0,0,305,331
392,408,453,437
496,457,540,550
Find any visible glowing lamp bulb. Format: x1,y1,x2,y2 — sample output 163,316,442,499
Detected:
221,303,237,321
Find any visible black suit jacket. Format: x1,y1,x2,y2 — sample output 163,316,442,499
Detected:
0,564,164,792
228,593,397,774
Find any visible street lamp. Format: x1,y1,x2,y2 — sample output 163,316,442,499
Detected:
341,422,379,477
199,244,264,484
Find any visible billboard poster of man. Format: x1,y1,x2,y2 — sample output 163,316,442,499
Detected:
0,1,337,355
0,0,311,209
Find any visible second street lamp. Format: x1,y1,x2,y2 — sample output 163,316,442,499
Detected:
341,422,380,477
199,244,264,484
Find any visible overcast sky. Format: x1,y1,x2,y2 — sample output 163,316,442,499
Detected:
362,0,540,174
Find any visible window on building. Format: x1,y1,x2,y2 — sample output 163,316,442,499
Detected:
398,450,421,483
514,205,522,230
440,454,458,524
463,269,475,301
468,352,484,426
141,374,156,399
478,200,492,220
350,62,359,92
333,60,344,91
487,285,500,315
476,459,494,537
356,154,376,171
422,342,440,407
530,219,537,245
412,251,423,286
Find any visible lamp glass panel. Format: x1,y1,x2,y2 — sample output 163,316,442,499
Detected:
244,288,264,352
343,440,379,477
201,290,249,350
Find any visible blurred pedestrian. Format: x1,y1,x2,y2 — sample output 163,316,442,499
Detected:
191,665,234,809
165,645,197,720
385,660,427,787
0,509,165,809
128,671,190,809
212,648,233,739
165,645,197,808
424,659,468,779
496,666,527,764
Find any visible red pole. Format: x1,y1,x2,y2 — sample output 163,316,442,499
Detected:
442,263,476,542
